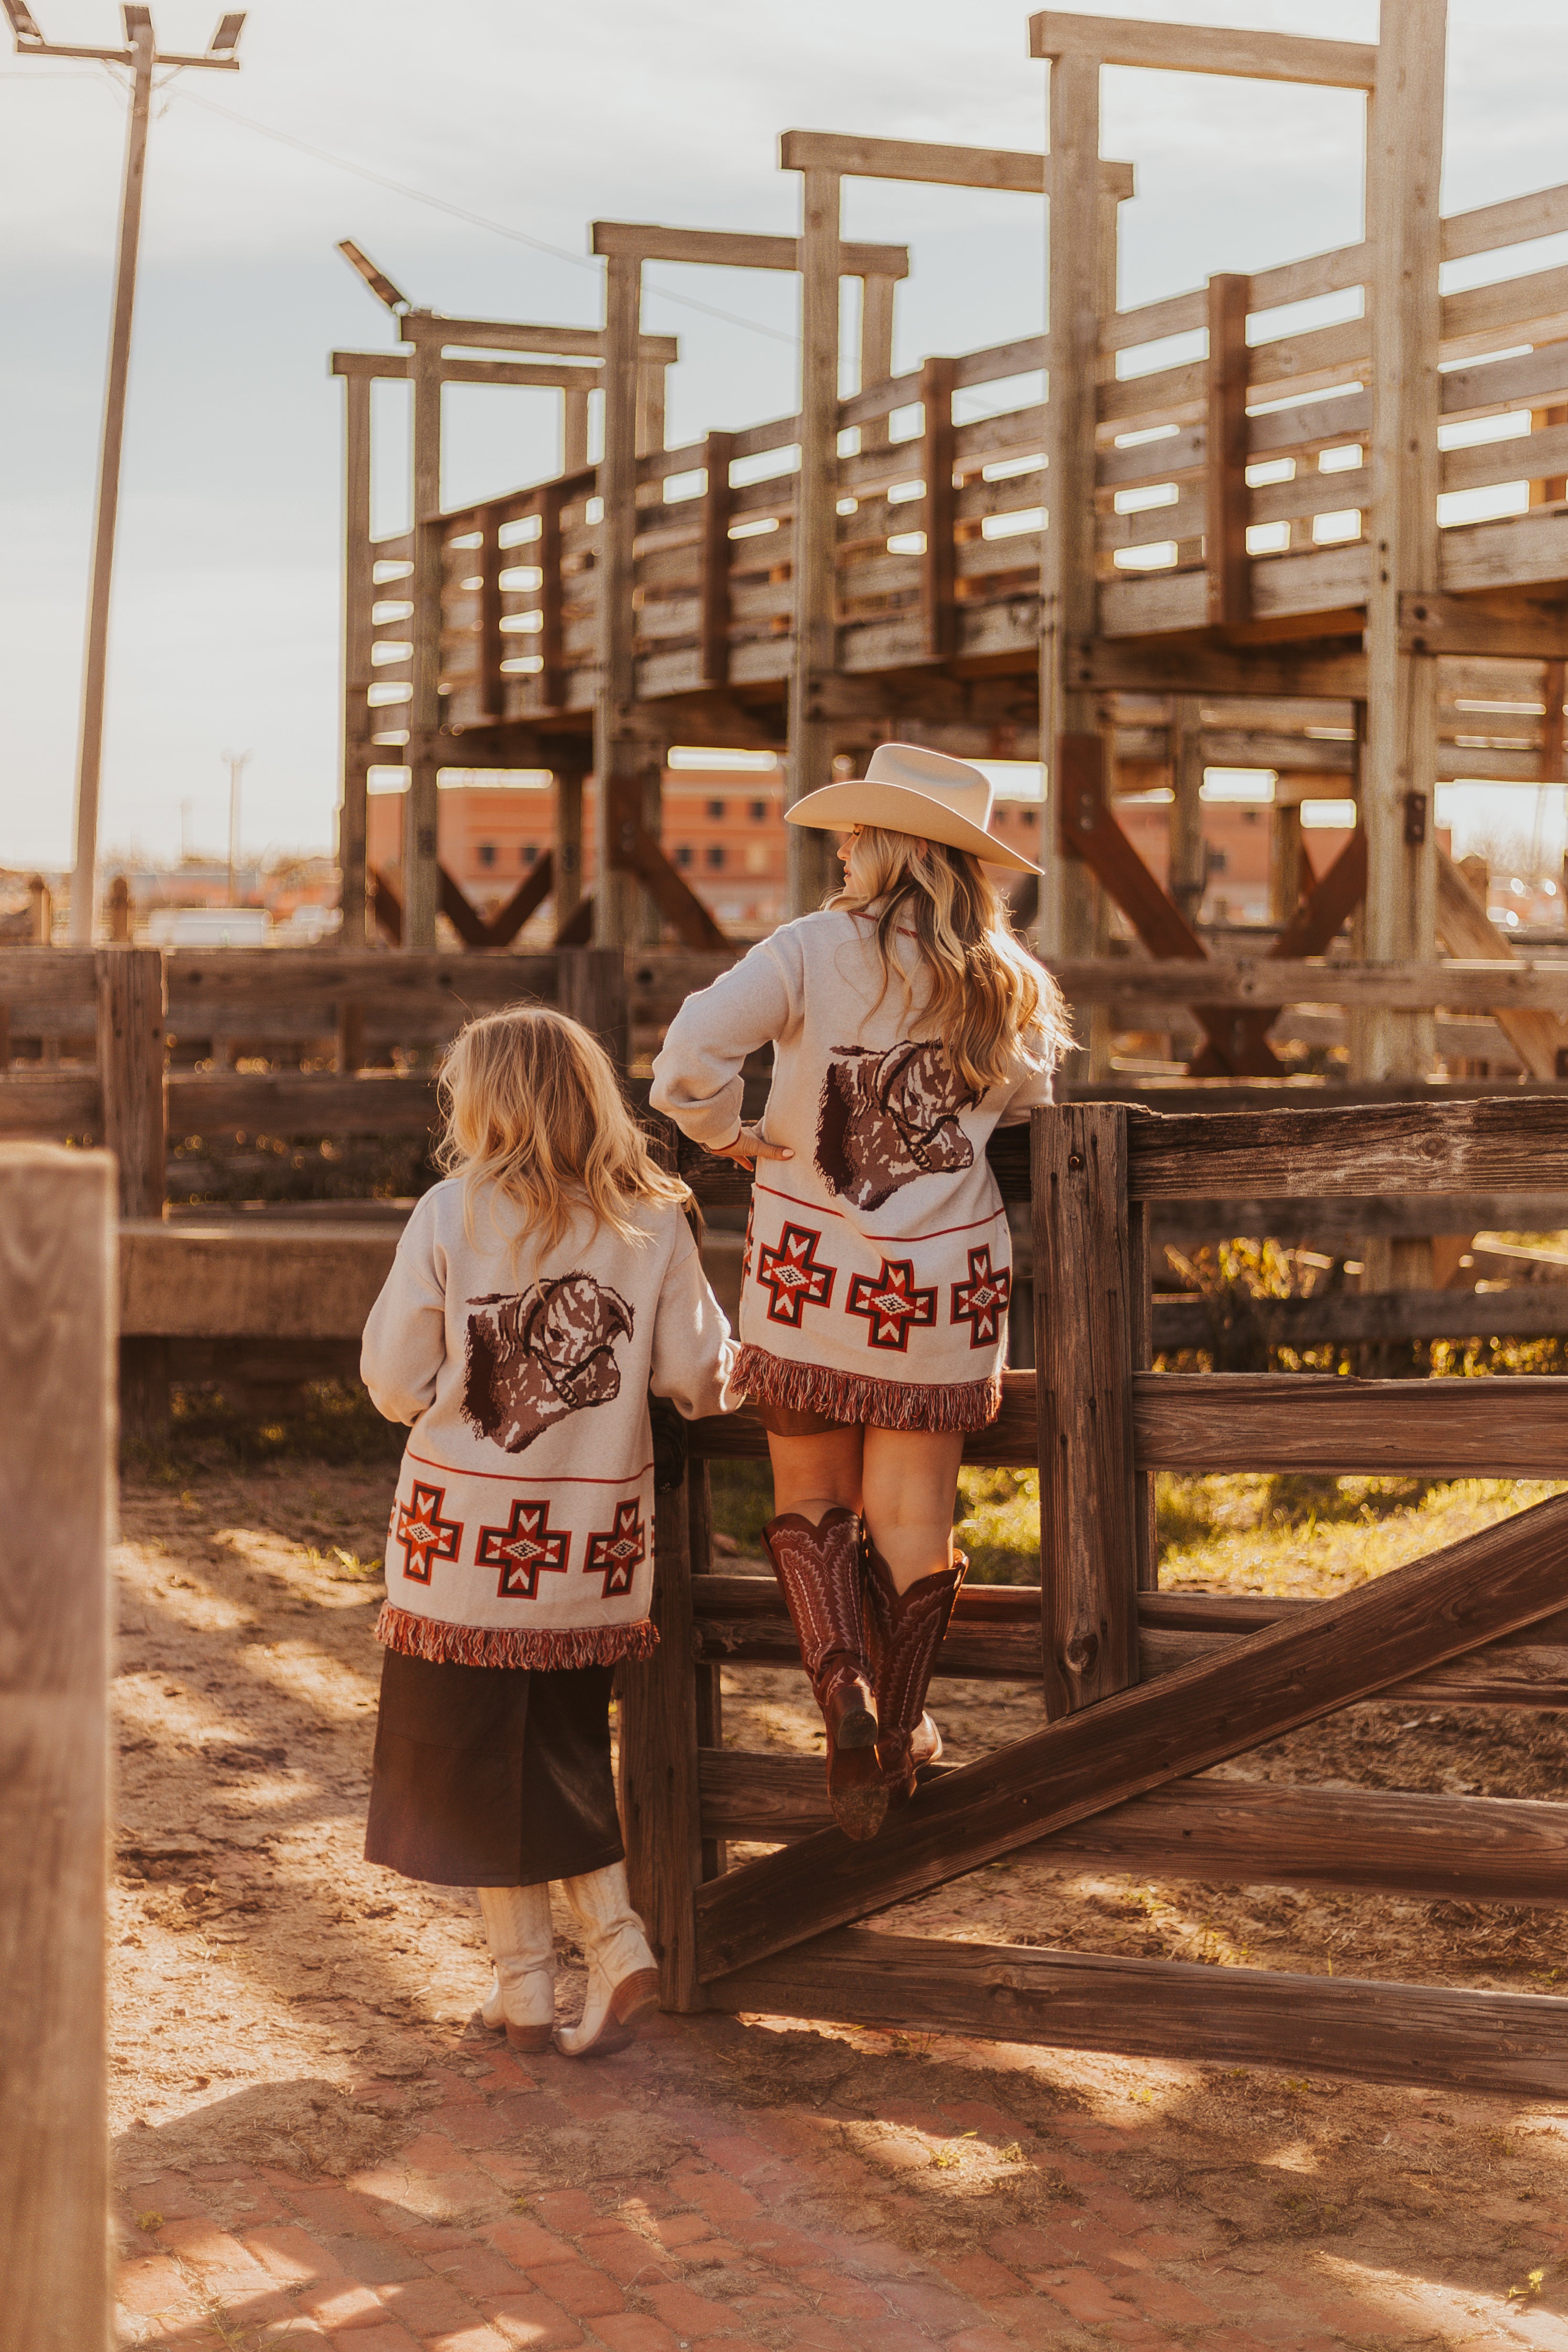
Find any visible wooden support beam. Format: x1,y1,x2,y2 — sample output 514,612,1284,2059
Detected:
96,947,165,1218
779,127,1134,200
553,766,584,936
1359,1,1446,1080
401,312,679,364
618,1477,705,2013
858,275,897,451
537,483,566,710
699,1751,1568,1903
594,251,646,948
477,501,504,724
1154,1280,1568,1351
709,1928,1568,2100
592,219,908,279
694,1487,1568,1980
1184,827,1367,1077
1168,695,1206,922
0,1145,115,2349
477,849,555,947
1029,11,1377,90
405,337,443,953
920,357,958,660
1032,1105,1139,1715
1206,274,1251,630
339,371,372,950
332,349,607,392
557,946,630,1075
784,164,842,917
1435,845,1568,1081
699,431,735,689
1400,589,1568,661
1069,636,1368,700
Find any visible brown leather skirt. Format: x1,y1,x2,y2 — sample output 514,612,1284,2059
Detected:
364,1649,624,1888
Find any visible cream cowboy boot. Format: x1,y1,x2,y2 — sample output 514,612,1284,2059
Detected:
554,1863,660,2057
477,1883,557,2052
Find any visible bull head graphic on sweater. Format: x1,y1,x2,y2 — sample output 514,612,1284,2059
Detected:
816,1040,980,1212
462,1274,635,1453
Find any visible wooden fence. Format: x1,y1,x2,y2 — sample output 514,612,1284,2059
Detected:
618,1096,1568,2095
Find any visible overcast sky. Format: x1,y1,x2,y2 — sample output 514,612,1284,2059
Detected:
3,0,1566,872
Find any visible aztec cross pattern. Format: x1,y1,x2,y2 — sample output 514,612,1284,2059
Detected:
756,1221,838,1328
585,1497,648,1599
951,1244,1012,1349
393,1482,465,1585
476,1498,571,1600
844,1257,939,1352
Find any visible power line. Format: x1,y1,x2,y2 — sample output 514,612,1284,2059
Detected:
166,84,800,350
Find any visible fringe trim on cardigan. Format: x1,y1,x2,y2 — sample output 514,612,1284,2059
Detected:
735,1344,1003,1433
375,1601,659,1673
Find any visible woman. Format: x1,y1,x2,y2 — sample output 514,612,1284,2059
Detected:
651,743,1067,1840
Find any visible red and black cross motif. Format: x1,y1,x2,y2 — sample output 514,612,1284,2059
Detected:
845,1256,939,1352
951,1244,1012,1349
393,1482,464,1586
756,1221,837,1329
476,1499,570,1600
585,1497,647,1600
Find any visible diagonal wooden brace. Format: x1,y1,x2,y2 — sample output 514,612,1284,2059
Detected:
1186,826,1368,1077
695,1485,1568,1980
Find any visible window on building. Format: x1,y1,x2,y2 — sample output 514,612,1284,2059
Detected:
675,842,694,869
477,843,497,869
1021,808,1038,827
522,844,538,867
749,799,767,822
706,799,726,821
705,843,726,870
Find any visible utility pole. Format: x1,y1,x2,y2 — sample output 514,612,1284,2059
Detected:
3,4,246,945
223,749,250,902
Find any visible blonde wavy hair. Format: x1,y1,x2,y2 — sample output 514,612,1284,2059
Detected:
833,826,1070,1094
436,1005,690,1262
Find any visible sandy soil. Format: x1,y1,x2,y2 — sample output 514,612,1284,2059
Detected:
111,1460,1568,2321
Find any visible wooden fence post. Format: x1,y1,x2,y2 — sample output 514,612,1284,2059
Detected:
1032,1102,1141,1716
558,946,630,1075
97,946,167,1441
618,1469,705,2012
0,1143,116,2350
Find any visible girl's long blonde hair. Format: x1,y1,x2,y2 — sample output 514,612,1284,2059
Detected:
436,1005,690,1261
834,827,1070,1094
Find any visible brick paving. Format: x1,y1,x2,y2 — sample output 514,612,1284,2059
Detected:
112,2009,1568,2352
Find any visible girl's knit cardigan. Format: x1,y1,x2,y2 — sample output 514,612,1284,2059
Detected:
361,1180,736,1670
650,908,1054,1430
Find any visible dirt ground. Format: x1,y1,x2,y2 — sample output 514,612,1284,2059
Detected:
111,1453,1568,2347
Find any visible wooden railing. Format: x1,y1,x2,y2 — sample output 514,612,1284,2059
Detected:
618,1095,1568,2093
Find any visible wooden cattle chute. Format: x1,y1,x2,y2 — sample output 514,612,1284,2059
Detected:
0,1144,116,2348
618,1094,1568,2096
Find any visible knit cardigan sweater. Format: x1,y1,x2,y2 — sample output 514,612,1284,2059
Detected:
361,1179,736,1670
650,908,1054,1430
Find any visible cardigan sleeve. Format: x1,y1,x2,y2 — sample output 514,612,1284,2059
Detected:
360,1194,448,1425
649,1232,739,1420
995,1027,1058,1125
649,936,797,1150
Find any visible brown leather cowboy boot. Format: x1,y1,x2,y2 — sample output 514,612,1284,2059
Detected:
864,1539,968,1805
762,1509,886,1842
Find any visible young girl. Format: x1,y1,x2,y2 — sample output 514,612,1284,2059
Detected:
360,1007,735,2055
652,743,1066,1842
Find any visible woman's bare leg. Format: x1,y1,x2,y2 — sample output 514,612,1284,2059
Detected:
764,1426,865,1527
860,1427,964,1592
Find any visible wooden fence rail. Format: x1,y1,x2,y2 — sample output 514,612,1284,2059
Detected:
617,1092,1568,2097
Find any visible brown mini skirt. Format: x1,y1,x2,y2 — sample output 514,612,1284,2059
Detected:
364,1649,624,1889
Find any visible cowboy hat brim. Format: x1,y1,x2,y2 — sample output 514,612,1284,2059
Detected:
784,779,1041,875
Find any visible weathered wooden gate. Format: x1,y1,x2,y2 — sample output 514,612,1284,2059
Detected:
621,1098,1568,2097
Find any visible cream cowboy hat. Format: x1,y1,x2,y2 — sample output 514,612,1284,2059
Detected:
784,742,1040,875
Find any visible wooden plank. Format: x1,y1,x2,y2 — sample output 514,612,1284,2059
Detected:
1068,636,1368,701
162,948,558,1009
1133,1370,1568,1476
1141,1623,1568,1709
1124,1094,1568,1200
1153,1283,1568,1350
784,161,841,917
699,1749,1568,1900
118,1221,398,1340
1029,11,1376,88
1435,846,1568,1082
557,946,630,1076
402,311,678,364
779,128,1133,200
1443,180,1568,264
592,220,907,278
708,1927,1568,2098
1048,957,1568,1015
1206,274,1251,630
339,371,372,949
0,950,98,1008
699,431,735,688
165,1070,440,1139
0,1144,115,2348
405,335,443,953
921,357,957,660
95,948,164,1218
0,1073,100,1140
694,1486,1568,1979
618,1476,704,2012
1033,1105,1140,1714
476,501,504,722
594,250,645,948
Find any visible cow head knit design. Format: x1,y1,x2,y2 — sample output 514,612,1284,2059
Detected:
462,1273,635,1454
815,1039,980,1212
